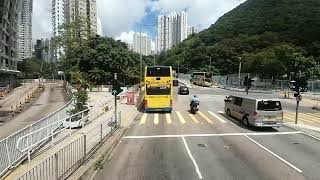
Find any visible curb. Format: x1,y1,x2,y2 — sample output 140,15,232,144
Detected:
284,123,320,140
71,128,128,180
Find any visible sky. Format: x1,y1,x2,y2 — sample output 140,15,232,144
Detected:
32,0,246,48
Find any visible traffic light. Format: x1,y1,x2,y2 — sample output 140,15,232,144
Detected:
112,80,123,96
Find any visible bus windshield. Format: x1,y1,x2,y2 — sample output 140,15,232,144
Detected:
146,67,171,77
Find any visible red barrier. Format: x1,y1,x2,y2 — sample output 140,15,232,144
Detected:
126,92,135,105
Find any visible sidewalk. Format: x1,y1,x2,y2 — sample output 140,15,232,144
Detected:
4,92,139,179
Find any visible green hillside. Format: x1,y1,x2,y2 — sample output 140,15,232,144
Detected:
159,0,320,79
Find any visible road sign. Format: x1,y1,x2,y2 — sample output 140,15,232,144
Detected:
296,95,302,102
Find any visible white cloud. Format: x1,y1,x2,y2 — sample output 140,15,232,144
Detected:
116,31,135,44
97,0,149,37
32,0,52,41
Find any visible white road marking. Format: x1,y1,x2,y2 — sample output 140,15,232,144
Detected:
182,136,203,179
166,113,172,124
208,111,227,123
198,111,213,124
154,113,159,125
244,135,303,173
302,132,320,141
218,111,225,114
176,111,186,124
123,131,302,139
139,113,148,125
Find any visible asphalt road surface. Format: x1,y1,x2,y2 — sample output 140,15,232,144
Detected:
95,86,320,180
0,83,68,139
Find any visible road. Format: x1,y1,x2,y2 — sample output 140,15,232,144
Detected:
95,86,320,180
0,83,68,139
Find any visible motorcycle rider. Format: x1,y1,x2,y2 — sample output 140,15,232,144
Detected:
190,95,200,108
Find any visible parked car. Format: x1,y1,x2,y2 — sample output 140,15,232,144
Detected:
173,79,179,86
224,95,283,127
178,86,189,95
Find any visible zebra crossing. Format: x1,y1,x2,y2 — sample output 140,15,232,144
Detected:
284,111,320,124
138,111,228,126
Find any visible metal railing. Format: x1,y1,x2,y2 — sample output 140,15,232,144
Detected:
17,135,86,180
0,82,74,177
16,111,121,180
15,109,89,162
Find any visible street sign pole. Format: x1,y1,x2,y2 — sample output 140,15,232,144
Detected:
295,100,299,124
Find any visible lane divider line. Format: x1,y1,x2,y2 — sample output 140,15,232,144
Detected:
182,136,203,179
208,111,227,123
189,113,199,124
166,113,172,124
244,135,303,173
198,111,213,124
176,111,186,124
123,131,302,139
139,113,148,125
154,113,159,125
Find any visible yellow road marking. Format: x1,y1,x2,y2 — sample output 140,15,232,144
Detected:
284,113,314,123
166,113,172,124
176,111,186,124
198,111,214,124
188,113,199,124
139,113,148,125
154,113,159,125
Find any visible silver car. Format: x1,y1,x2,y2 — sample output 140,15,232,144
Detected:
224,96,283,127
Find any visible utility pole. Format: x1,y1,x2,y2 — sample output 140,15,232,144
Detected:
178,61,180,75
139,24,142,87
114,73,118,123
153,53,156,66
209,57,212,77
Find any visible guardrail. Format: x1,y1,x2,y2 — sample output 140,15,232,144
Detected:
0,81,74,177
16,111,121,180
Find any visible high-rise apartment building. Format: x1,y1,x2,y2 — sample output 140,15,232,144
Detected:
156,11,188,53
187,26,198,37
133,33,151,56
35,39,52,63
0,0,19,84
52,0,65,61
64,0,97,37
17,0,33,61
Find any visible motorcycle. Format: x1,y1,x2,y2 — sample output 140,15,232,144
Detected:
190,101,199,114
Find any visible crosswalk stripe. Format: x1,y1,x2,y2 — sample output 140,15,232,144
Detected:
208,111,227,123
154,113,159,125
166,113,172,124
285,112,317,122
284,113,314,123
305,113,320,118
301,113,320,122
140,113,148,125
189,113,199,124
176,111,186,124
198,111,214,124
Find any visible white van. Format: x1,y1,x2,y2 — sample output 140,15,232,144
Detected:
224,96,283,127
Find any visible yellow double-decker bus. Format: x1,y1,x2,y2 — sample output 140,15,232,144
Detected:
144,66,173,112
